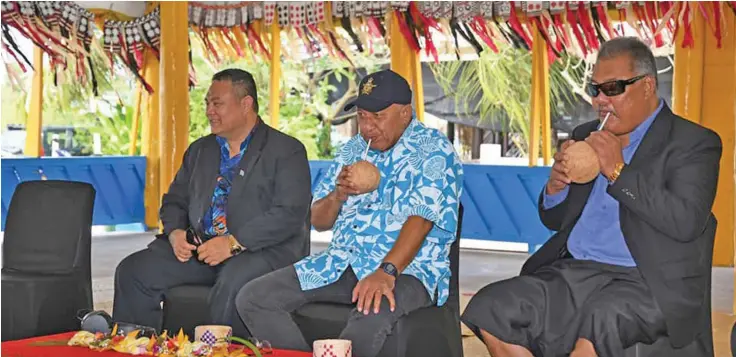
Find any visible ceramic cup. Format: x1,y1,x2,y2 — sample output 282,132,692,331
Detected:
313,339,352,357
194,325,232,348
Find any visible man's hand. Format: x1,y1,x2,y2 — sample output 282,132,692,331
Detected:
585,131,625,179
334,165,360,201
169,229,196,263
352,270,396,315
546,140,575,194
197,236,232,266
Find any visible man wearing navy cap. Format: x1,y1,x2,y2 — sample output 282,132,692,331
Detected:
236,69,464,357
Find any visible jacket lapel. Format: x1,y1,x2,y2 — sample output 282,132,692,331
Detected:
196,136,221,232
229,122,269,197
626,105,673,169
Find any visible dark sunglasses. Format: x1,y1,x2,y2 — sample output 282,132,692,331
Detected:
586,75,647,97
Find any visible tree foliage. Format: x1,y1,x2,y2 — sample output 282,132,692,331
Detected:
428,44,586,156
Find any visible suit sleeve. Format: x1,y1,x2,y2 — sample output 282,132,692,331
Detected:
160,145,195,236
607,130,722,242
229,145,312,251
538,188,570,231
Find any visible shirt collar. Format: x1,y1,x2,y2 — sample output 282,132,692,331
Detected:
627,99,663,148
215,121,259,154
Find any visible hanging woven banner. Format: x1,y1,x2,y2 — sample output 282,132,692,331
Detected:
102,7,161,94
1,1,101,94
189,1,269,64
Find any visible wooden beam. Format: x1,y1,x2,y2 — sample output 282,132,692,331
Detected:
390,11,424,121
25,47,43,157
268,10,281,128
159,1,190,207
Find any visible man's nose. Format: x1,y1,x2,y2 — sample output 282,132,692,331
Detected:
592,93,611,109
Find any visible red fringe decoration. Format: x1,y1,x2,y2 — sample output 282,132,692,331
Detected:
409,3,440,63
394,9,421,53
682,3,695,48
509,5,532,49
713,2,722,48
577,3,599,50
552,13,570,48
644,2,665,47
470,16,498,54
595,3,615,39
567,7,588,56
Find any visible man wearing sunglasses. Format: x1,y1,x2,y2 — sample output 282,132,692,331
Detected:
462,37,722,357
113,69,312,339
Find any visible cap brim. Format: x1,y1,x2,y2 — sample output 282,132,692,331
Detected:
344,96,393,113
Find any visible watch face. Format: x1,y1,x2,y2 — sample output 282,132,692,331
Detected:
381,262,397,277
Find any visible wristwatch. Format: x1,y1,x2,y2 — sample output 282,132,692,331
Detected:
608,162,625,183
228,236,244,256
379,262,399,279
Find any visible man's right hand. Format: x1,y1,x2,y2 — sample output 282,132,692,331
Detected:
168,229,197,263
334,165,360,201
546,140,574,195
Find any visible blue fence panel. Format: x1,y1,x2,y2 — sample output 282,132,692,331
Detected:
1,157,146,230
460,164,553,252
1,157,553,252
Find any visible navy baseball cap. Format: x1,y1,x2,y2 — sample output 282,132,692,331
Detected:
345,69,412,113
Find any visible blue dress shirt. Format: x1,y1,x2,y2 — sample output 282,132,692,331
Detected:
543,100,664,266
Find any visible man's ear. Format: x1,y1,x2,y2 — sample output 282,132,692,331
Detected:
401,104,412,119
240,95,253,111
644,77,656,99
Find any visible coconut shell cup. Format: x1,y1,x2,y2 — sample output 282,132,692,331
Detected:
350,160,380,193
564,141,601,184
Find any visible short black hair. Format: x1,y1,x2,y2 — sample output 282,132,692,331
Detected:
597,37,659,87
212,68,259,113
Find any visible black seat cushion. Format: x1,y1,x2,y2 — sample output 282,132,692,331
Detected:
292,302,461,356
2,270,92,341
162,285,212,338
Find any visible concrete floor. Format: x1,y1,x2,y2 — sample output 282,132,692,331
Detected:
89,232,735,356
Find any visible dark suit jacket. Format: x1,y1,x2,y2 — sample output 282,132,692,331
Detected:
159,120,313,270
522,104,722,347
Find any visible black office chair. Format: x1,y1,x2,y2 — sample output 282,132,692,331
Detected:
624,217,716,357
1,180,95,341
292,205,465,357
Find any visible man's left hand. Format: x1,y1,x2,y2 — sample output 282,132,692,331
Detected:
585,131,625,179
197,236,232,266
352,270,396,315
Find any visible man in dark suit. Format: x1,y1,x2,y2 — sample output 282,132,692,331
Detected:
113,69,312,338
462,37,722,357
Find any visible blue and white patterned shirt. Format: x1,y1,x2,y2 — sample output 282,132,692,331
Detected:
294,118,463,306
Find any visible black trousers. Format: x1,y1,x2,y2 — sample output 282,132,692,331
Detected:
112,238,275,337
236,265,433,357
461,258,667,357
